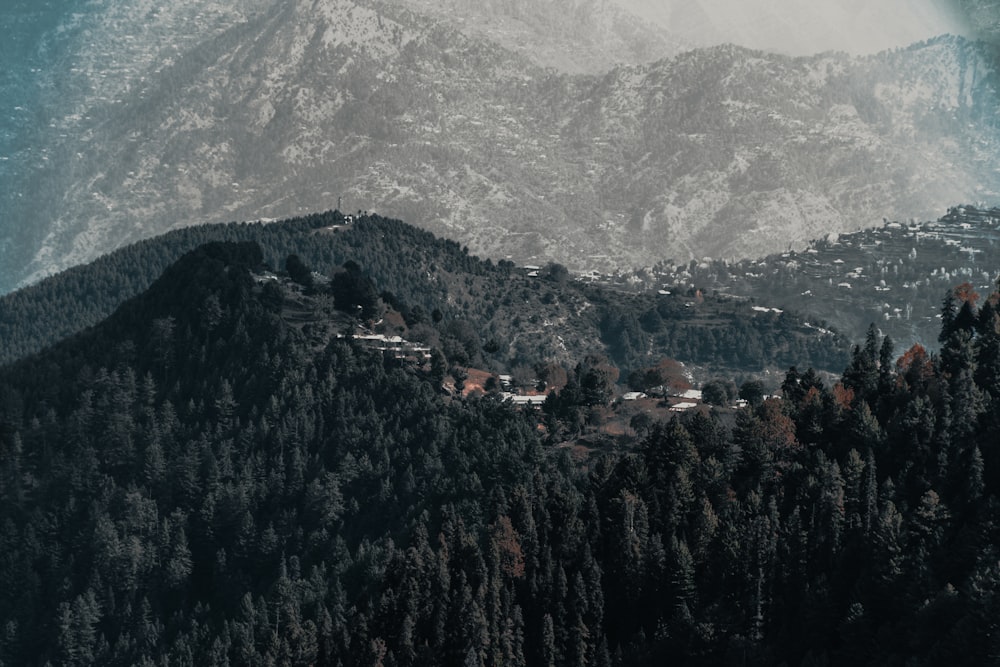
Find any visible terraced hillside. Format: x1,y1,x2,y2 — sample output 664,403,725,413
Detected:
626,205,1000,349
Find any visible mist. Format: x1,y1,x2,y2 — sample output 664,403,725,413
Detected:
613,0,971,55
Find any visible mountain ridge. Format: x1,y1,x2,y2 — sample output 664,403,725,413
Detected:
0,211,848,378
2,0,998,292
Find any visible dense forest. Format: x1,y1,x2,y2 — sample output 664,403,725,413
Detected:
0,211,847,375
1,240,999,664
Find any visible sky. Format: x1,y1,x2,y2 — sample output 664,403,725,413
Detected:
614,0,973,55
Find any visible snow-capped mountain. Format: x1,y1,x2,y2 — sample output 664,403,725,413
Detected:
1,0,997,292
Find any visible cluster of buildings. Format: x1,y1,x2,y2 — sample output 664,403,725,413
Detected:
347,333,432,362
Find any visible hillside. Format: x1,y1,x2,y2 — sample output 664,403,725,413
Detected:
619,205,1000,351
0,212,847,379
2,224,1000,664
2,0,999,292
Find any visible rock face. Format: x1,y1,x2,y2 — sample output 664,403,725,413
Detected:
1,0,999,292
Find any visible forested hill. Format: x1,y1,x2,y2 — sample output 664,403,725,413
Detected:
2,240,1000,664
0,211,847,376
622,205,1000,352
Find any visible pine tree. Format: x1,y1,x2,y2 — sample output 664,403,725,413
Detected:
870,501,904,617
964,446,986,506
897,490,950,607
165,523,194,590
843,324,880,405
940,290,958,343
817,458,846,560
943,331,984,444
541,613,557,667
668,536,697,613
861,449,878,539
843,448,866,538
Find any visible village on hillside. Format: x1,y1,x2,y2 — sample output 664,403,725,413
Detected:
596,205,1000,350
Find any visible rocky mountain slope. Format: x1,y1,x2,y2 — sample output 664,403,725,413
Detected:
0,0,270,289
2,0,998,292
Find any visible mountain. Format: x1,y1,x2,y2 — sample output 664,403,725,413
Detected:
0,211,848,378
0,0,269,287
3,219,1000,665
1,0,998,293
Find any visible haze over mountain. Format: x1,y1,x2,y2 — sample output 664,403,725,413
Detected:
958,0,1000,45
614,0,969,56
1,0,997,293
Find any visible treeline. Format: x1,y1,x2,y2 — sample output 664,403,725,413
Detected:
595,288,846,372
0,244,999,664
0,212,847,376
0,212,468,364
